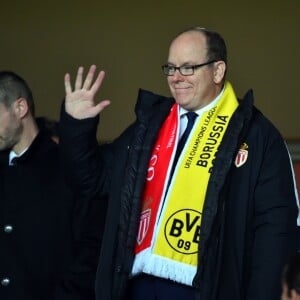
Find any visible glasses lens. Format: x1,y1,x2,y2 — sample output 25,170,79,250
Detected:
180,66,194,75
163,65,176,75
162,65,196,76
162,65,168,75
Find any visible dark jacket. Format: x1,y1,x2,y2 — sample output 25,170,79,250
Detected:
60,88,299,300
0,127,103,300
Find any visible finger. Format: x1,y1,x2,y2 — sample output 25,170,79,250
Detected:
64,73,72,95
90,70,105,95
92,100,111,116
83,65,97,90
97,99,111,112
75,66,84,90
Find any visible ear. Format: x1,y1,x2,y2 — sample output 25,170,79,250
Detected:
213,61,226,84
13,97,29,118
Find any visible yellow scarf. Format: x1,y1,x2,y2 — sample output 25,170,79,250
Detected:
153,81,238,266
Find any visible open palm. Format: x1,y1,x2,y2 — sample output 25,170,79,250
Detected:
64,65,110,119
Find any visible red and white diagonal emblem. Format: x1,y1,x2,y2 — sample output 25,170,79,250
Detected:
235,149,248,168
136,209,151,245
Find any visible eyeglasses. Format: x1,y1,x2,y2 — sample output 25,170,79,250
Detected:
162,60,217,76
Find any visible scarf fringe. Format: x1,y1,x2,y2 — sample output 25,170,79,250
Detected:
131,248,196,286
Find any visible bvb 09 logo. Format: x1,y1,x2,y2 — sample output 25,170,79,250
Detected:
164,209,201,254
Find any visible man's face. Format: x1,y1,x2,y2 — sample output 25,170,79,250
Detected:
0,102,22,151
167,31,221,111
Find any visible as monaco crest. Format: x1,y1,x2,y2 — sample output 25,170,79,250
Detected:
234,143,248,168
136,209,151,245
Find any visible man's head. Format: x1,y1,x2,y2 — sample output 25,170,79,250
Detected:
282,252,300,300
164,26,227,111
0,71,36,152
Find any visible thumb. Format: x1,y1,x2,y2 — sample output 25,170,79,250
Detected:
92,100,111,116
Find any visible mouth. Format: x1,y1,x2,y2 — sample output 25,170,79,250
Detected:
174,86,190,94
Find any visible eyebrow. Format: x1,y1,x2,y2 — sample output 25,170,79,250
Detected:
166,61,199,66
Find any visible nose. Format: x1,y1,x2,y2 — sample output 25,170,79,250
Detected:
172,69,185,81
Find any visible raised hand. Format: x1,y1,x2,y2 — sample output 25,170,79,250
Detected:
64,65,111,119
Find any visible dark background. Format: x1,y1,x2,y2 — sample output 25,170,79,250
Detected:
0,0,299,141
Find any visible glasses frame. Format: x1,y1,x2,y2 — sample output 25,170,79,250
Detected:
162,60,217,76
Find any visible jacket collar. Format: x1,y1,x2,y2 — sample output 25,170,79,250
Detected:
134,88,175,124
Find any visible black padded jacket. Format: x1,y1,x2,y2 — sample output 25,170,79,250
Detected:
60,88,299,300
